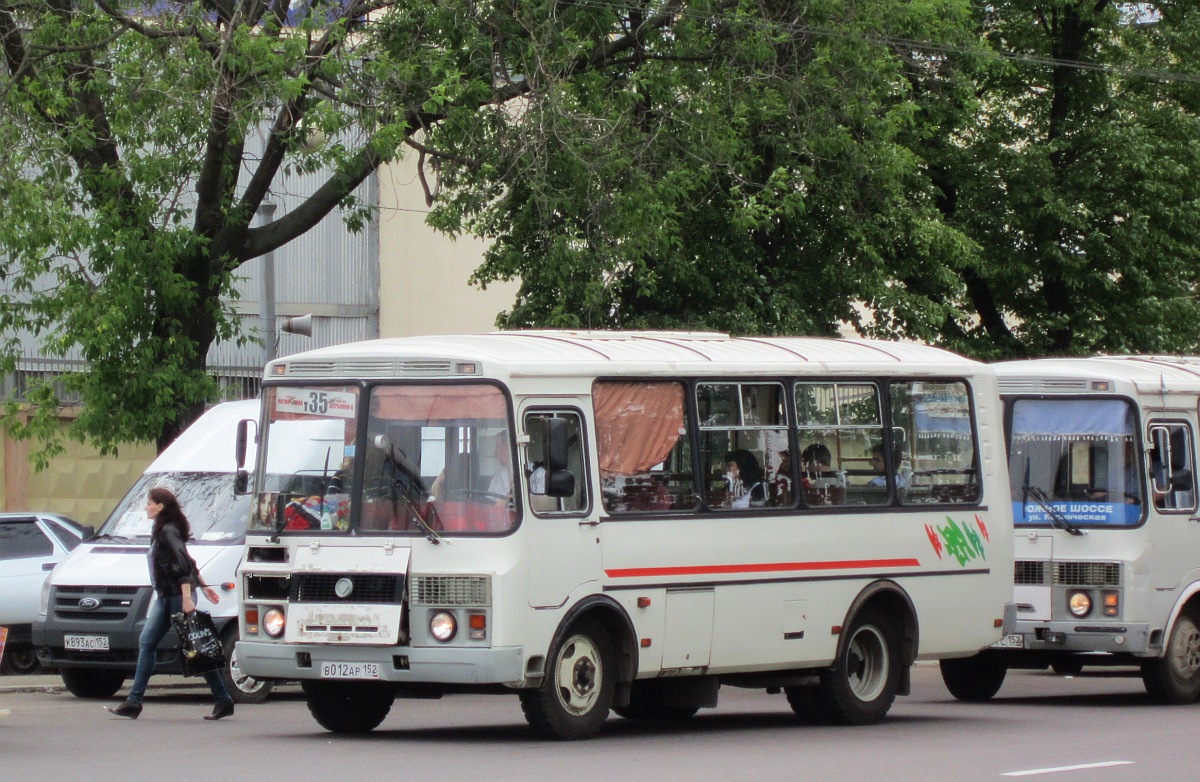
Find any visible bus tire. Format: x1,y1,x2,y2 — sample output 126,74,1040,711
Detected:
220,627,274,704
60,667,126,699
784,685,827,723
519,617,615,740
813,606,900,725
302,680,394,733
1141,608,1200,704
613,681,699,721
940,652,1007,701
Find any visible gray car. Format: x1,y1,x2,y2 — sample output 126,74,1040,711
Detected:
0,513,94,674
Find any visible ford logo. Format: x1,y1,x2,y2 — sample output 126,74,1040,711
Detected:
78,597,101,610
334,578,354,598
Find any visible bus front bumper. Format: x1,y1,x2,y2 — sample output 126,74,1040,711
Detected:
998,619,1153,655
235,639,527,685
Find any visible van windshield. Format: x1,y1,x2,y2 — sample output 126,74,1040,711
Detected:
97,472,252,544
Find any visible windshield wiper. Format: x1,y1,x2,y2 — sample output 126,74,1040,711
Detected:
90,533,134,544
1023,484,1085,536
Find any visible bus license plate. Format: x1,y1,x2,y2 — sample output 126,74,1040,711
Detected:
64,634,110,652
992,634,1024,649
320,661,380,680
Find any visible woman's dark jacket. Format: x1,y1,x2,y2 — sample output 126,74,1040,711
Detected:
149,522,202,599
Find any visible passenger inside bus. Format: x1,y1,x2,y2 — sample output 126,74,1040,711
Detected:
723,449,766,509
801,443,845,505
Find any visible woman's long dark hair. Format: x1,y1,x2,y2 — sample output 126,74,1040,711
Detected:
149,486,191,541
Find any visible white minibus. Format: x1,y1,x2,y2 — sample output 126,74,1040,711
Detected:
236,331,1013,738
941,356,1200,704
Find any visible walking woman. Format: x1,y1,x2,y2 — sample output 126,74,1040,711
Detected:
107,487,235,720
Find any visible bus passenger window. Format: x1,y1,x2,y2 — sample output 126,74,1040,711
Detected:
795,382,885,507
594,381,696,513
1149,423,1197,513
890,381,979,505
697,382,787,510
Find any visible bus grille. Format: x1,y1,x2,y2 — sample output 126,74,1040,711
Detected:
1055,561,1121,587
1013,561,1121,587
1014,560,1050,585
290,573,403,604
408,575,490,607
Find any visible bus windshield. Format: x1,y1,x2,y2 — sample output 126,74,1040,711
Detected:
1007,398,1143,528
251,383,516,535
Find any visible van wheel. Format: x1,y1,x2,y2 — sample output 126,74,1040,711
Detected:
940,652,1007,701
220,628,274,704
813,606,901,725
1142,608,1200,704
0,645,41,675
60,667,126,699
519,617,615,740
302,680,394,733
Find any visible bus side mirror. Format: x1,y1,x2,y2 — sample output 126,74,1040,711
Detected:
544,417,575,498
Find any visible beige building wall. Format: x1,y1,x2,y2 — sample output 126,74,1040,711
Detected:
376,155,521,338
2,417,155,528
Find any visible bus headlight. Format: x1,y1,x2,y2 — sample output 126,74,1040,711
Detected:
263,607,286,638
430,611,457,642
1067,591,1092,618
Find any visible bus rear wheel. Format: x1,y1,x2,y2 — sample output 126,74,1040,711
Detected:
940,652,1007,701
812,606,901,725
302,680,394,733
520,617,615,740
1142,608,1200,704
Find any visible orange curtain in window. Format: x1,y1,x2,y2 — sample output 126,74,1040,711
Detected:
371,385,507,423
594,381,685,476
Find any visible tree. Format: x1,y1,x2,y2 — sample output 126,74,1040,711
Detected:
902,1,1200,358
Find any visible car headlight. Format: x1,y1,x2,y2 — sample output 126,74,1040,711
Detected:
1068,591,1092,618
263,606,286,638
430,611,457,642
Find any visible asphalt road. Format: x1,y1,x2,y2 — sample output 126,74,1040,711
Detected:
2,664,1197,781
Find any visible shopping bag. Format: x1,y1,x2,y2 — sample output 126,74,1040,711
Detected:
170,610,226,677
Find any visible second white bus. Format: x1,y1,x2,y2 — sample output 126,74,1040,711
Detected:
235,331,1013,739
940,356,1200,704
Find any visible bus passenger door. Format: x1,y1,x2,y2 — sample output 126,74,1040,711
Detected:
522,406,602,608
1146,419,1200,591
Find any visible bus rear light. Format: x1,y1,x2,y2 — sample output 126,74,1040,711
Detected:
1103,592,1119,617
468,613,487,640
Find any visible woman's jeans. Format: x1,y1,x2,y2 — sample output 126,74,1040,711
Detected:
126,593,232,706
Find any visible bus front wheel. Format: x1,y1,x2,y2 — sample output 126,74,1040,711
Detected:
813,606,901,725
302,680,394,733
520,617,616,740
1142,608,1200,704
940,652,1007,701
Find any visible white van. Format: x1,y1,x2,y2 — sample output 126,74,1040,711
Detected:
31,400,272,703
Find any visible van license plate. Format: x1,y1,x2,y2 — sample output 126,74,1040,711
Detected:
992,634,1024,649
319,661,380,680
64,634,110,651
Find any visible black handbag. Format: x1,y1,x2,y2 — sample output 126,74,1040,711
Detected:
171,610,227,677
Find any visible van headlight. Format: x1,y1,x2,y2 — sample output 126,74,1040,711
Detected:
39,577,52,617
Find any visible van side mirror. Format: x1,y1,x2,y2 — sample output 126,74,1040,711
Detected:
235,419,253,469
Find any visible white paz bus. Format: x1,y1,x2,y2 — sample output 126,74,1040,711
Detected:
940,356,1200,704
234,332,1013,739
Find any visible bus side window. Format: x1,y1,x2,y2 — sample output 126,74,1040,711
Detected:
1149,423,1196,512
525,411,588,514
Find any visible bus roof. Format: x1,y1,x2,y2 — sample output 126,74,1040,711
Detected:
994,356,1200,395
266,331,983,380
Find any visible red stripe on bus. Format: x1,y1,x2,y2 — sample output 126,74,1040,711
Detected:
604,558,922,579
